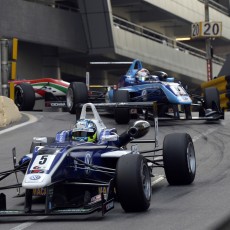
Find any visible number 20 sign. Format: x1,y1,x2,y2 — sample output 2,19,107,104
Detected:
191,21,222,38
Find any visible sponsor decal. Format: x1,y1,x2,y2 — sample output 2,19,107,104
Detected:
31,165,44,173
29,175,41,180
141,89,148,101
74,159,78,171
33,188,47,196
98,187,108,194
89,194,102,205
85,152,92,175
105,201,114,211
50,102,66,107
31,169,44,173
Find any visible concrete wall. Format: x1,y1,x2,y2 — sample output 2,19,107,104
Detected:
17,42,43,80
144,0,230,40
0,0,87,52
78,0,115,54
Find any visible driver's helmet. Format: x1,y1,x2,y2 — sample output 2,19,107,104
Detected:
136,68,150,82
72,119,97,142
153,71,168,81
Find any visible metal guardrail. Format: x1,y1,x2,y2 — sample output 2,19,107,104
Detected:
23,0,79,12
113,15,225,65
199,0,229,15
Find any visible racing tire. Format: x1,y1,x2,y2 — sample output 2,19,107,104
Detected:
116,154,151,212
204,87,220,111
24,189,33,213
30,137,55,153
113,90,130,124
66,82,88,114
163,133,196,185
15,83,35,111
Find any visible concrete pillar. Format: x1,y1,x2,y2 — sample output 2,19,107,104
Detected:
42,46,60,79
0,39,10,97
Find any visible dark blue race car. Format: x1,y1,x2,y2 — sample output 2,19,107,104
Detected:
0,103,196,218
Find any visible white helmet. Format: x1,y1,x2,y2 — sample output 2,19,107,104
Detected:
136,68,150,82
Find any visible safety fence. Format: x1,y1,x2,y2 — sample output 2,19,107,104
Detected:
201,76,230,110
113,16,225,66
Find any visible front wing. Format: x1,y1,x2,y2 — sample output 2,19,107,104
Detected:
76,101,224,121
0,157,115,217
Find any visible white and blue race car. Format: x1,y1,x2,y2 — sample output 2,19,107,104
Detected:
0,103,196,217
68,59,224,124
105,59,224,124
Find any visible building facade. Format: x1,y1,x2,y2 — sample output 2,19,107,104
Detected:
0,0,229,90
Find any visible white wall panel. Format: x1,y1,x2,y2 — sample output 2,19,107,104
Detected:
144,0,230,40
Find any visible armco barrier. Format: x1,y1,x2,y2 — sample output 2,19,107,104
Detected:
201,75,230,110
0,96,22,127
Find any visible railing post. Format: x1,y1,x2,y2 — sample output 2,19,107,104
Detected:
205,0,213,81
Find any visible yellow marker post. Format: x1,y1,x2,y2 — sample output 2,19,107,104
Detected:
9,82,15,101
12,38,18,61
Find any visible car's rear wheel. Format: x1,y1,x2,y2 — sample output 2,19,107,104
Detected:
163,133,196,185
66,82,88,114
116,154,151,212
15,83,35,111
113,90,130,124
204,87,220,111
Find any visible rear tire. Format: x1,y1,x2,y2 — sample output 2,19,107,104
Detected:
163,133,196,185
116,154,151,212
66,82,88,114
113,90,130,124
15,83,35,111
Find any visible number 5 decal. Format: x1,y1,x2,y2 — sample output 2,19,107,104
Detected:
30,155,56,171
39,155,48,165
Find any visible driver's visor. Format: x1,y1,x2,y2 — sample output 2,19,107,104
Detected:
72,131,94,137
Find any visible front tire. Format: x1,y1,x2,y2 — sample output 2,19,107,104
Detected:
66,82,88,114
163,133,196,185
15,83,35,111
116,154,151,212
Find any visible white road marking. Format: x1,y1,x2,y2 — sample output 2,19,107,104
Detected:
10,217,47,230
151,175,165,186
0,113,38,135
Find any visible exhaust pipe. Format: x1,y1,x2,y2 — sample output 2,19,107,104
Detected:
118,120,150,147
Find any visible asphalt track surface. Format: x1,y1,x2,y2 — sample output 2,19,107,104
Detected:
0,111,230,230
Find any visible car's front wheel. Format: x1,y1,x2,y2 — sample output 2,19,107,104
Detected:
163,133,196,185
116,154,151,212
